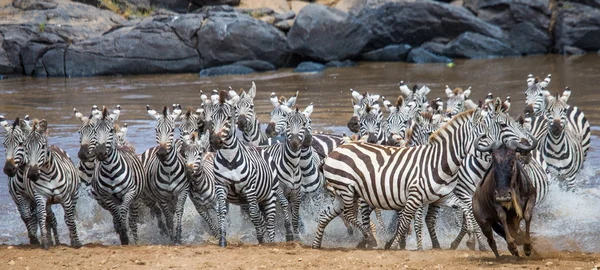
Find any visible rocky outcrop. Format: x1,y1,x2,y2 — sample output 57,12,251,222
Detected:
199,64,255,76
462,0,551,55
553,2,600,53
443,32,518,59
357,1,505,51
361,44,411,62
294,61,325,72
287,4,371,62
406,48,453,64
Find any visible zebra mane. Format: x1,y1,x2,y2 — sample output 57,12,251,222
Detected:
186,107,194,118
395,96,404,108
12,117,20,130
31,119,40,132
453,87,463,95
412,85,419,92
162,106,168,117
428,109,475,143
114,123,121,133
102,106,109,120
219,90,228,104
421,111,433,121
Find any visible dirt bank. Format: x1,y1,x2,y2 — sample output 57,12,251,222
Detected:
1,242,599,270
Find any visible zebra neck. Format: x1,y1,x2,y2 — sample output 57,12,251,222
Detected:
218,130,241,161
283,140,302,165
159,142,179,168
243,117,264,146
100,146,120,166
429,120,473,178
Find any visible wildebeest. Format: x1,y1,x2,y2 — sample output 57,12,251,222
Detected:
472,135,538,258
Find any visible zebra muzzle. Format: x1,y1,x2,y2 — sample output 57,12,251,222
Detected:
550,119,563,136
265,122,276,137
26,165,40,181
367,133,378,144
3,159,17,177
78,144,92,161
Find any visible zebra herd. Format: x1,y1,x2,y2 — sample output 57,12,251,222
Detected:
0,74,590,255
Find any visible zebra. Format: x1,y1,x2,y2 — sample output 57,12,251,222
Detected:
209,91,286,246
233,82,274,147
141,105,189,244
92,107,146,245
180,130,223,239
260,104,315,239
265,91,298,137
21,119,81,250
398,82,430,116
1,115,60,245
528,89,586,190
381,95,410,146
357,104,387,145
445,86,473,117
312,108,491,249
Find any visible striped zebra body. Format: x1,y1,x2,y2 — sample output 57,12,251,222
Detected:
22,119,81,250
382,95,410,146
142,105,189,244
313,109,487,249
310,134,344,160
92,107,146,245
210,92,285,246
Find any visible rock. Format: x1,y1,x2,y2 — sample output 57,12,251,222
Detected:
13,0,58,10
198,7,290,68
545,261,553,267
287,4,371,61
294,61,325,72
357,1,505,51
274,20,291,31
233,60,276,71
553,2,600,52
508,21,550,55
334,0,365,13
463,0,551,55
260,15,276,24
419,41,447,56
567,0,600,8
274,10,295,21
200,64,255,76
406,48,452,63
562,46,586,55
361,44,411,61
290,1,309,15
238,0,289,14
325,60,357,68
443,32,518,59
8,260,15,266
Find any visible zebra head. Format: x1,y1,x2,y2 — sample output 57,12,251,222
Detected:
545,88,571,137
347,89,380,134
399,82,430,113
383,96,409,146
210,90,239,150
404,112,437,147
1,116,28,177
179,107,202,143
73,106,101,162
285,104,311,152
358,103,384,144
22,119,50,181
181,130,210,179
445,86,472,117
147,104,182,162
94,107,120,162
266,91,297,137
524,74,551,117
235,82,257,133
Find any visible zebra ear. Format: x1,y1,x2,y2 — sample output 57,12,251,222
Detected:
502,96,511,112
418,85,431,96
463,87,472,98
270,92,279,107
171,104,182,120
110,105,121,122
200,90,208,104
281,105,293,114
0,115,11,133
526,74,535,87
399,81,411,97
287,91,299,107
19,118,31,134
445,85,453,97
37,119,48,135
73,108,88,123
350,89,363,102
146,105,161,120
560,87,571,103
493,97,503,113
539,74,551,89
248,81,257,100
303,103,314,118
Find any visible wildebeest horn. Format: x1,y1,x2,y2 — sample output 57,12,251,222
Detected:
475,134,493,152
516,133,537,152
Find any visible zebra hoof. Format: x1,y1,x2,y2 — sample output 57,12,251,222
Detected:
479,244,489,252
257,236,264,245
71,241,83,249
42,242,49,250
286,234,294,242
524,243,532,256
347,228,354,236
466,240,476,251
384,240,393,250
29,237,40,245
219,238,227,248
449,242,459,250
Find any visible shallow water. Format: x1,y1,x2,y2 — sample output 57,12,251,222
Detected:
1,54,599,251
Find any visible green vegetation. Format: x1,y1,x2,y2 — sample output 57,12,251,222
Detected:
39,22,45,33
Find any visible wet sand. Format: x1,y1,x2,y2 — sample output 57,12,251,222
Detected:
1,242,599,270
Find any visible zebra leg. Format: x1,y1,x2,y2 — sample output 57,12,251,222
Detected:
414,206,424,251
245,191,267,244
374,208,385,234
450,214,468,250
262,193,278,243
425,204,441,250
192,199,219,238
275,187,294,241
216,187,227,247
128,202,140,244
62,199,82,248
160,203,175,241
33,195,49,250
148,202,168,236
342,200,376,249
15,195,39,245
523,198,536,256
173,191,188,245
437,194,477,250
46,206,60,246
386,197,421,250
312,194,343,249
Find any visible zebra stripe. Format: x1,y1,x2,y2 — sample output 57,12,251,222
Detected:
22,119,81,250
92,107,146,245
313,109,487,249
141,105,189,244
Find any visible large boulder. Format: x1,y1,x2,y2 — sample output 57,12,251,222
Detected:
443,32,518,59
198,6,290,68
406,48,452,64
62,15,203,77
287,4,371,62
361,44,411,62
462,0,551,55
357,1,505,51
553,2,600,52
237,0,288,14
294,61,325,72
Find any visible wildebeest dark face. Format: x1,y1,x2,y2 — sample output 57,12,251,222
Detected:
491,145,517,203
